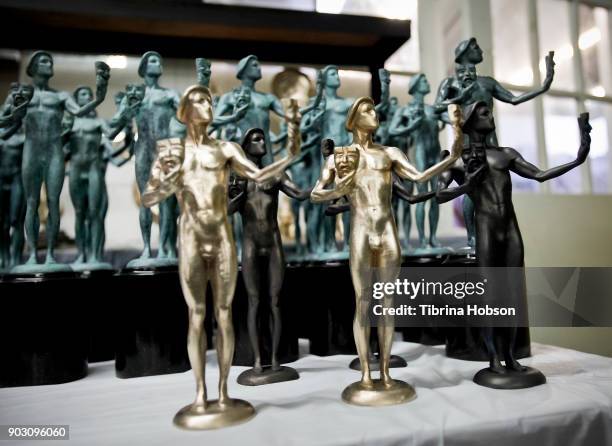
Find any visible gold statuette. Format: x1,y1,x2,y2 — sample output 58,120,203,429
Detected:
142,85,300,429
311,97,462,406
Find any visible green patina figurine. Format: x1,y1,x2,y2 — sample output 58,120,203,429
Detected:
115,51,181,268
389,74,448,254
9,52,109,274
63,86,126,271
435,38,555,250
0,84,31,271
317,65,354,255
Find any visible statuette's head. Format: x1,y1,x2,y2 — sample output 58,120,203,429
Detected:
408,73,430,96
73,86,93,106
177,85,213,125
322,65,341,89
456,63,477,87
346,97,378,132
462,101,495,134
27,51,54,78
242,128,267,159
237,55,262,81
139,51,163,78
334,146,359,179
455,37,483,64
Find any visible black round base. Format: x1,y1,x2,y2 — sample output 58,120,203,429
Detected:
349,354,407,371
473,366,546,389
0,274,88,387
237,365,299,386
113,268,191,378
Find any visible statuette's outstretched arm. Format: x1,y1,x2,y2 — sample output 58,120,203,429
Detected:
509,113,591,182
297,70,325,116
375,68,391,115
229,100,301,182
493,51,555,105
390,105,463,182
64,62,110,117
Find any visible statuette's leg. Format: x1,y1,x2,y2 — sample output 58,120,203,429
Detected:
242,239,262,372
178,244,209,409
268,246,285,371
210,246,237,406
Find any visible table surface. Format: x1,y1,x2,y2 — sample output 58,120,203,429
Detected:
2,341,612,446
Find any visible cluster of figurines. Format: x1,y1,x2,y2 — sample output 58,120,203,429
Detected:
0,39,593,430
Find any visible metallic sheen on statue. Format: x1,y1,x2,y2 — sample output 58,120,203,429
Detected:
142,84,300,429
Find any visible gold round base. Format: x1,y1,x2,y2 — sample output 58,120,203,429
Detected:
341,379,416,407
173,399,256,430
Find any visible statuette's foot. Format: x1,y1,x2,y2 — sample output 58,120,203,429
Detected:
429,236,441,248
473,366,546,389
173,399,255,430
349,354,407,371
489,358,506,374
381,374,394,388
25,254,37,265
341,379,416,406
237,365,299,386
44,253,58,264
504,357,527,372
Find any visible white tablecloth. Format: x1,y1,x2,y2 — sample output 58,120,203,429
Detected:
1,341,612,446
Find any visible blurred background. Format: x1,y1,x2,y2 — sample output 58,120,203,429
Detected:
1,0,611,355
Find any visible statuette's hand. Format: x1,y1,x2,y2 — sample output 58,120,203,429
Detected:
543,51,555,89
314,70,324,103
465,160,486,185
335,170,356,195
285,99,302,157
379,68,391,86
94,61,110,101
577,112,591,162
